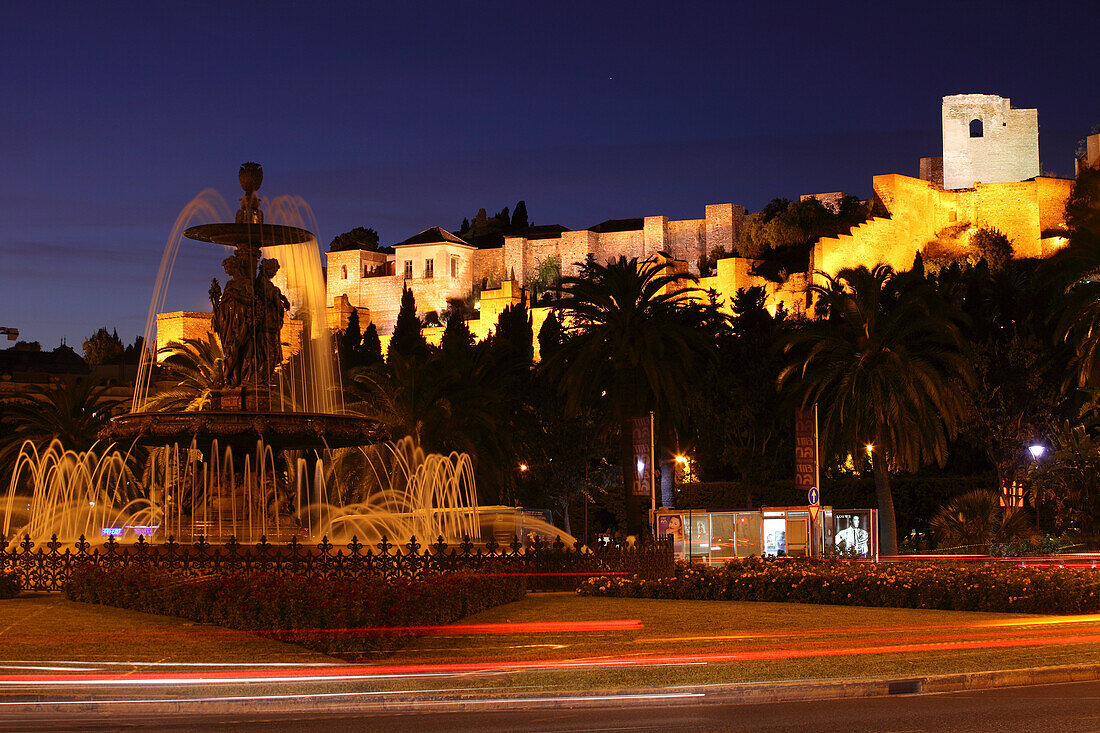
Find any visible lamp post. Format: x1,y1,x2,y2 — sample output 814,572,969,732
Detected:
675,455,690,560
1027,443,1047,530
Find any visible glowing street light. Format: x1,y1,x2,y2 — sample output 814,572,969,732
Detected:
518,463,528,472
1028,444,1047,460
865,443,875,457
674,455,688,465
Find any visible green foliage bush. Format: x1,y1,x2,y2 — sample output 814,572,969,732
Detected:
577,557,1100,614
0,572,20,599
65,568,526,657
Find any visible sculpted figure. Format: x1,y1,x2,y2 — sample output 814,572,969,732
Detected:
212,254,256,388
255,257,290,383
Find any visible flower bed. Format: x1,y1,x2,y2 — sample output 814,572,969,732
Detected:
577,557,1100,614
65,567,526,657
0,572,19,599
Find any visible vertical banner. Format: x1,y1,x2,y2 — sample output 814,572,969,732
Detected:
794,405,819,504
630,416,653,496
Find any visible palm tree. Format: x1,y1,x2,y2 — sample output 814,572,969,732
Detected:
779,265,976,556
929,489,1035,552
544,256,716,535
0,377,122,476
142,335,225,412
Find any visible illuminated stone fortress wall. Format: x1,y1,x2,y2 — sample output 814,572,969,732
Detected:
158,94,1092,363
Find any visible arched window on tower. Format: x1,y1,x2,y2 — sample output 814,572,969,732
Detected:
341,265,347,279
969,119,983,138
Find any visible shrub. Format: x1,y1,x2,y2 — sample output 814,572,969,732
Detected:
0,572,20,599
577,557,1100,614
65,568,526,658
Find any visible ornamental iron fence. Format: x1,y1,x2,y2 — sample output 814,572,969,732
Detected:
0,533,675,592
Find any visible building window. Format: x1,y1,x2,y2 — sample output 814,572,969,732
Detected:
969,119,983,138
341,265,347,279
404,260,413,279
425,259,434,279
451,256,459,279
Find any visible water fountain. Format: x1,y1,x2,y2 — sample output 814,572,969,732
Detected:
2,164,485,545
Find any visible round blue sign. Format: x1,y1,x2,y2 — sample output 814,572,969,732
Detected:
807,487,819,505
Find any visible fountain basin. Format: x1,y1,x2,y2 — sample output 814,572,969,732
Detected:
183,223,314,247
102,411,385,451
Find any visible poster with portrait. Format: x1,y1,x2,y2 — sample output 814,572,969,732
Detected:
656,514,685,559
833,511,872,557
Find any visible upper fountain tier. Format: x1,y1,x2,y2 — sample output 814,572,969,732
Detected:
183,162,314,250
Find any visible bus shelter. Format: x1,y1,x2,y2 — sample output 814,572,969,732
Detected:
652,507,878,562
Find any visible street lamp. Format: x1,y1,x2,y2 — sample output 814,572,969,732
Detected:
674,455,693,561
1027,444,1046,460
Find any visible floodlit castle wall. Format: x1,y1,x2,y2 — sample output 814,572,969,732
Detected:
666,218,706,264
472,246,505,286
810,173,1073,278
942,94,1040,190
593,230,646,263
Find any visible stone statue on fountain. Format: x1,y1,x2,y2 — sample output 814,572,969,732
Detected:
211,252,259,390
255,257,290,383
203,162,291,408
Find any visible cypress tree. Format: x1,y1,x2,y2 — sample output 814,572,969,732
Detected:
441,314,475,355
494,294,533,363
537,310,563,361
388,285,429,363
338,308,363,367
360,322,383,365
511,200,529,230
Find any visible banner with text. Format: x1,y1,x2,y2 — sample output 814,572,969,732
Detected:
794,405,819,503
630,415,653,497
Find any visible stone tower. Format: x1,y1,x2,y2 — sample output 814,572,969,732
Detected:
941,94,1040,190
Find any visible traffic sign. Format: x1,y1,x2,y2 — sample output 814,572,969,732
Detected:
807,486,819,505
809,505,820,522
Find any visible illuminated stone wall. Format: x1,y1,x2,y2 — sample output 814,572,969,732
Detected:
811,173,1073,279
488,203,745,286
942,94,1040,190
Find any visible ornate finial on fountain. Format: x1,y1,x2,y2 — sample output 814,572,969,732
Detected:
235,162,264,225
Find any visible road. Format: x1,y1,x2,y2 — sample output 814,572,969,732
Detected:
4,679,1100,733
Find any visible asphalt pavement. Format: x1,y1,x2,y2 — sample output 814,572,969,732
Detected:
3,679,1100,733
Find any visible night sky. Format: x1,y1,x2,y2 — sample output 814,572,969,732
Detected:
2,1,1096,349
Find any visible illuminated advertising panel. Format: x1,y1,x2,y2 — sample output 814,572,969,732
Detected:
656,513,685,559
833,511,872,557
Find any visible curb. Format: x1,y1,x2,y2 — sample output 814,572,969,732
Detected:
3,663,1100,718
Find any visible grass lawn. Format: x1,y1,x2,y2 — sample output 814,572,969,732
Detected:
382,593,1100,690
0,593,339,669
5,592,1100,694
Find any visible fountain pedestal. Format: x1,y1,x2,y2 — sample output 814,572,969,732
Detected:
213,385,271,412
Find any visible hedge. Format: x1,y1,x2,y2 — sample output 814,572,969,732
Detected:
0,572,19,599
65,567,526,657
577,557,1100,614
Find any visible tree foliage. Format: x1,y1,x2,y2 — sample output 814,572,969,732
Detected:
545,256,716,533
779,264,976,555
82,328,124,366
971,226,1013,272
329,227,382,252
387,286,429,363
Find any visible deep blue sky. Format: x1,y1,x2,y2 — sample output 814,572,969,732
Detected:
2,1,1097,349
